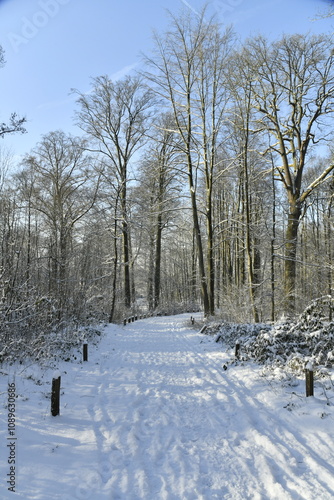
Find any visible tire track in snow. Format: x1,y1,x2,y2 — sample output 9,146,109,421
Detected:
116,337,205,498
85,351,129,490
96,319,241,499
125,319,255,499
135,351,215,499
86,327,184,499
82,339,152,496
165,325,274,500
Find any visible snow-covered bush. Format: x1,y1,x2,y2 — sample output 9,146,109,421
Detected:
0,323,103,365
215,322,271,348
215,296,334,374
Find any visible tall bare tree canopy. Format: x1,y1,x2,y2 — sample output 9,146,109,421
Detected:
4,7,334,359
73,75,154,309
237,33,334,313
144,7,235,316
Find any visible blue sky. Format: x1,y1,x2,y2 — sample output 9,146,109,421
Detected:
0,0,333,161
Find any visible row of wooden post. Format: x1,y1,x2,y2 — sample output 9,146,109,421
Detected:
51,343,88,416
123,313,152,326
52,336,316,417
52,313,171,416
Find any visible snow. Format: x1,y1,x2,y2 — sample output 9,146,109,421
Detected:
1,313,334,499
305,361,313,372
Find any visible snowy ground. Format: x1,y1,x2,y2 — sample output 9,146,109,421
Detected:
1,313,334,499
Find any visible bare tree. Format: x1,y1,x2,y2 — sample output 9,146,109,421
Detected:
21,131,99,320
73,75,154,309
136,113,182,310
144,7,233,316
195,23,234,315
241,33,334,315
227,59,269,322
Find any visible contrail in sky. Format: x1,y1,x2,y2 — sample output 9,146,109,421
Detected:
180,0,201,17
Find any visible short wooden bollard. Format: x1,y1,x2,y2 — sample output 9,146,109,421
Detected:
123,319,126,326
128,318,131,324
83,343,88,362
305,362,314,397
51,374,61,416
235,342,241,360
190,316,194,325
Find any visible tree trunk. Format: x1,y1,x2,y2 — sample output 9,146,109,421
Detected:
191,228,197,305
325,200,333,320
206,190,215,315
189,186,210,316
284,200,302,316
153,213,162,310
121,183,131,308
270,158,276,322
147,231,154,312
243,136,259,322
59,225,70,318
186,81,210,315
109,213,119,323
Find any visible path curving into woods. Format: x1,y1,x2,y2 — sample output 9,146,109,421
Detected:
5,314,334,499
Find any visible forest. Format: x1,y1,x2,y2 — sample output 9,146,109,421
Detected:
2,7,334,360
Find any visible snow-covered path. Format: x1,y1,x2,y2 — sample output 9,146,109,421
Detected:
1,314,334,499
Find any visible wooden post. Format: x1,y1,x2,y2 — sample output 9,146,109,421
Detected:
123,319,126,326
128,318,131,323
305,362,314,397
51,374,61,416
235,342,241,360
83,343,88,362
191,316,194,325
